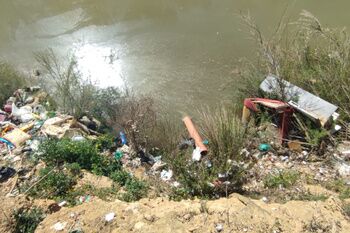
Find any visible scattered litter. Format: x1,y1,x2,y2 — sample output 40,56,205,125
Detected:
160,169,173,181
105,212,115,222
52,222,67,231
192,147,202,161
114,150,123,160
337,161,350,177
120,131,128,145
183,116,208,156
58,200,67,207
3,128,31,147
78,195,91,204
0,166,16,182
259,143,271,152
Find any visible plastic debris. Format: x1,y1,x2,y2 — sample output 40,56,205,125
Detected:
258,143,271,152
52,222,67,231
192,147,202,161
3,128,31,148
105,212,115,222
160,169,173,181
183,116,208,155
120,131,128,145
0,166,16,182
114,150,123,160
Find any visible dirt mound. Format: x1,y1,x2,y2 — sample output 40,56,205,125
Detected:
35,194,350,233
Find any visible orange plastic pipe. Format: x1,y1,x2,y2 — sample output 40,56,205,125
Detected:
182,116,208,155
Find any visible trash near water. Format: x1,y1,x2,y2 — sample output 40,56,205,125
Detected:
260,75,338,127
183,116,208,158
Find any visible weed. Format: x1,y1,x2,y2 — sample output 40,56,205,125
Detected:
110,170,131,186
342,203,350,218
28,167,76,199
324,179,350,199
293,192,328,202
264,170,299,189
39,138,122,176
302,215,333,233
65,184,119,204
13,207,45,233
65,162,82,177
120,177,148,202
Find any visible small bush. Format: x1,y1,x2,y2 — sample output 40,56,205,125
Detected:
264,170,299,189
39,138,122,176
110,170,131,186
65,162,81,177
64,184,119,204
94,134,115,152
324,179,350,199
120,177,148,202
13,207,44,233
162,106,250,199
342,203,350,218
28,167,76,199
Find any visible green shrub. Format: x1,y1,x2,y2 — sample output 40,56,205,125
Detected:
65,162,81,177
64,184,119,204
264,170,299,189
324,179,350,199
342,203,350,218
120,177,148,202
110,170,131,186
162,106,250,199
39,138,100,169
13,207,44,233
94,134,115,152
28,167,76,199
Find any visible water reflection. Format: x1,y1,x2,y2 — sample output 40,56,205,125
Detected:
73,43,124,88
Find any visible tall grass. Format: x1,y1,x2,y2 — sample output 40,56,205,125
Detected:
0,62,26,105
199,106,246,170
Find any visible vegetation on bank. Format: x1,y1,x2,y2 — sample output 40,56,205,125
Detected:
3,11,350,232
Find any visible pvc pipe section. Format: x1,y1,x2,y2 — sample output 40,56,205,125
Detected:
182,116,208,155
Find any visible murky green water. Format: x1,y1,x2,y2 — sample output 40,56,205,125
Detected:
1,0,350,113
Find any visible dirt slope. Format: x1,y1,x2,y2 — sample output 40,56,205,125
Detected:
36,193,350,233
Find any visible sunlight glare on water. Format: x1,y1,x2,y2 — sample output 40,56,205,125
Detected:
73,43,124,88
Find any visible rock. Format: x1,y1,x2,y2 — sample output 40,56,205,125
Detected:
134,221,146,230
144,214,156,222
215,223,224,232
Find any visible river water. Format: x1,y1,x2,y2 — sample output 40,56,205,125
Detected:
1,0,350,113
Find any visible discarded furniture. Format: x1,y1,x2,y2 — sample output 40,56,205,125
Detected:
260,75,338,127
242,98,293,144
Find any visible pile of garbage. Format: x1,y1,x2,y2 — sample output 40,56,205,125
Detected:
0,87,103,190
240,75,350,194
